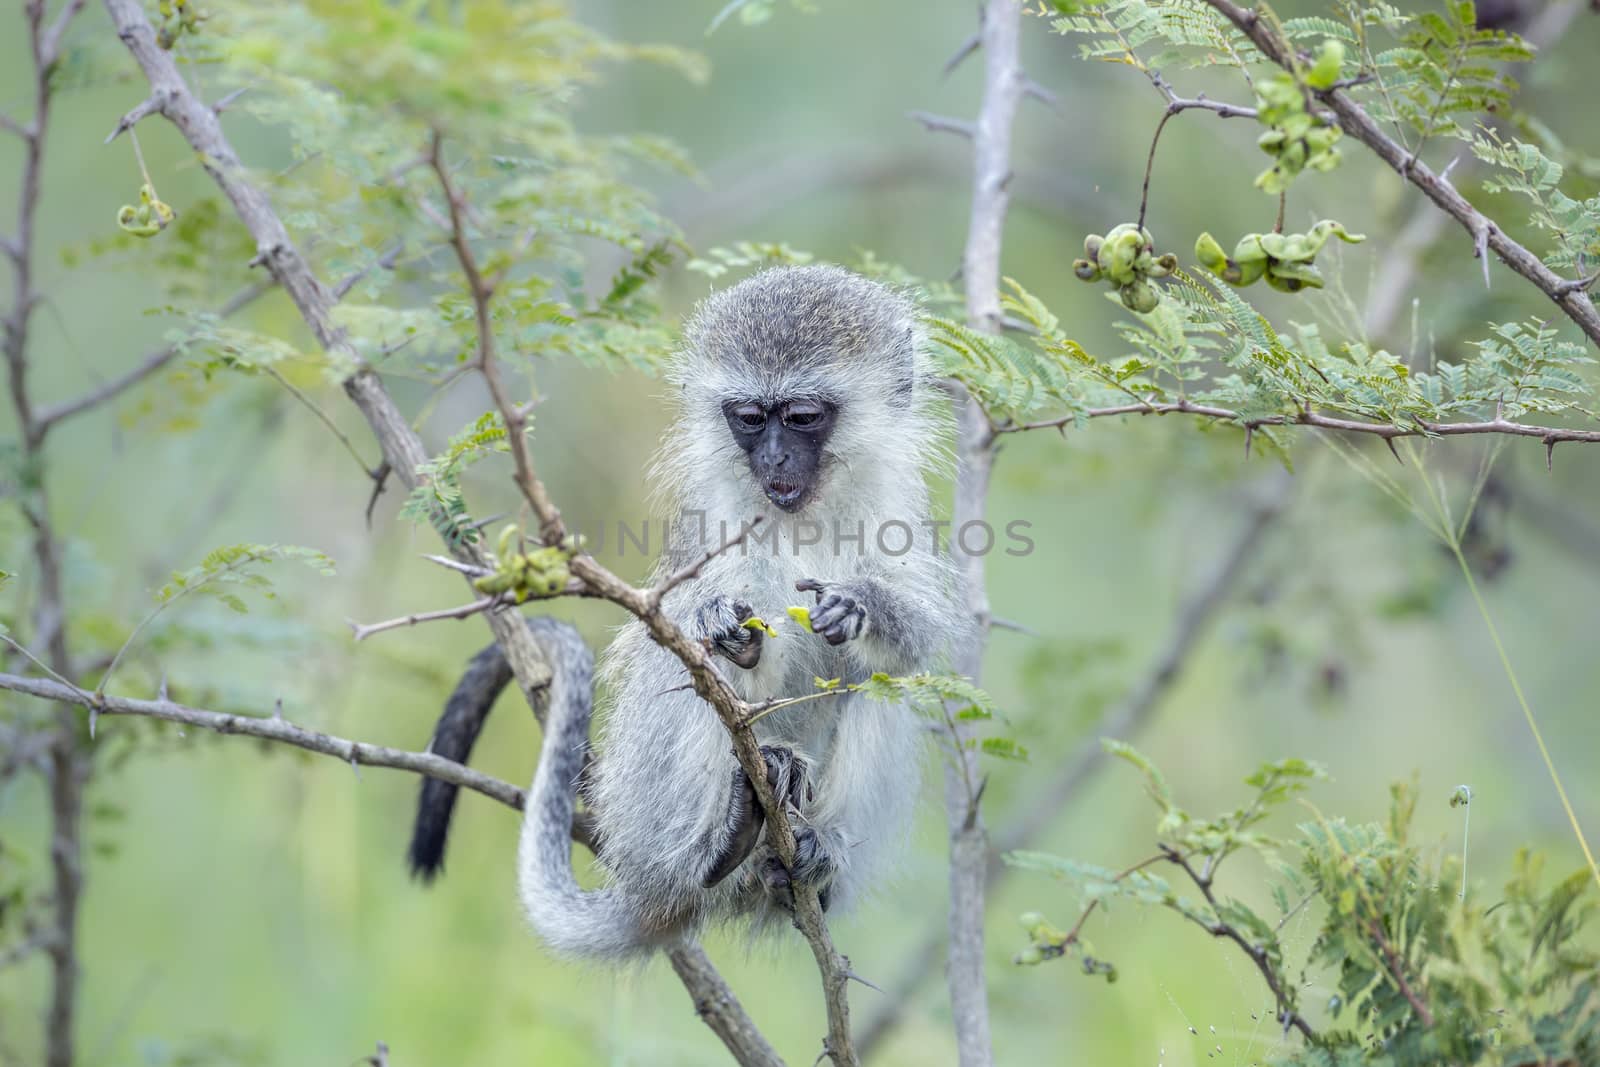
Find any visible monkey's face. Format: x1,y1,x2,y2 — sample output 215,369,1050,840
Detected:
722,397,838,512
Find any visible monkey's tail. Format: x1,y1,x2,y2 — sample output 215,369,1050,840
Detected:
516,619,656,961
406,636,516,882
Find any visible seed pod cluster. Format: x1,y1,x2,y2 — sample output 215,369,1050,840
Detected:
1253,46,1344,196
1013,911,1067,967
1194,219,1366,293
116,183,175,239
157,0,208,49
473,527,578,601
1073,223,1178,314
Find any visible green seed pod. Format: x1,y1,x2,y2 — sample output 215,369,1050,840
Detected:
1015,946,1045,966
1264,270,1305,293
1306,39,1346,91
1120,279,1159,314
1231,258,1267,286
1232,235,1269,266
1083,233,1104,263
1257,129,1287,155
1195,232,1229,272
1257,233,1290,259
1073,258,1102,282
1146,252,1178,279
1268,260,1324,289
1104,230,1142,285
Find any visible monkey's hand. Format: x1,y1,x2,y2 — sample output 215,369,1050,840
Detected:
695,595,764,670
795,578,868,646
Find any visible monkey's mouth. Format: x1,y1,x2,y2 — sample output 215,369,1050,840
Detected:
763,478,807,511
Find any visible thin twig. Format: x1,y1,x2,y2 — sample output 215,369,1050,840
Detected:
994,396,1600,447
32,281,272,434
348,595,508,642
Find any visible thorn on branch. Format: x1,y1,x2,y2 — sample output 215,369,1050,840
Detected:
1545,436,1557,472
247,243,285,270
942,30,981,78
104,92,167,144
421,554,493,578
364,460,392,527
1385,437,1405,466
211,85,250,115
1021,76,1059,110
1554,269,1599,296
907,110,975,139
1473,223,1492,290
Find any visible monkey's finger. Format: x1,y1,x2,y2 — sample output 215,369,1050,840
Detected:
731,600,754,622
811,595,856,631
820,625,848,646
795,578,826,602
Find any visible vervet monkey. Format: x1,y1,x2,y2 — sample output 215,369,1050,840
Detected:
408,265,963,960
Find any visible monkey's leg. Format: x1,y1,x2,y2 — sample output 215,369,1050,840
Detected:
702,745,810,887
751,749,836,913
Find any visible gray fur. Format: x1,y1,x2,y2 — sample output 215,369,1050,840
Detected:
518,265,966,958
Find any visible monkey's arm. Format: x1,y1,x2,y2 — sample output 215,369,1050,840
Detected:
797,557,956,674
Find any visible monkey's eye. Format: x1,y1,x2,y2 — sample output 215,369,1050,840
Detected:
728,404,767,430
782,402,828,429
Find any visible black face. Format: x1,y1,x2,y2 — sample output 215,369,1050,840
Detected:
722,397,839,512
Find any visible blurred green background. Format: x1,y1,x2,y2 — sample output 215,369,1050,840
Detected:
3,2,1599,1065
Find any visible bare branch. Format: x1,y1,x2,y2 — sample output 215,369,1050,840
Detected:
32,281,272,433
994,396,1600,447
1196,0,1600,348
670,944,789,1067
649,517,767,607
348,595,509,642
930,1,1030,1062
0,112,30,140
103,91,167,144
7,6,95,1063
0,669,537,805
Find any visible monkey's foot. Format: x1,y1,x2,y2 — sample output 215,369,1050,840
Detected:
696,595,764,669
795,579,867,646
759,826,836,914
702,745,810,888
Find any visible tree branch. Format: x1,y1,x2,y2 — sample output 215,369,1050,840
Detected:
31,280,273,434
1197,0,1600,348
670,944,789,1067
931,2,1029,1063
6,5,93,1064
992,396,1600,464
97,5,789,1063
